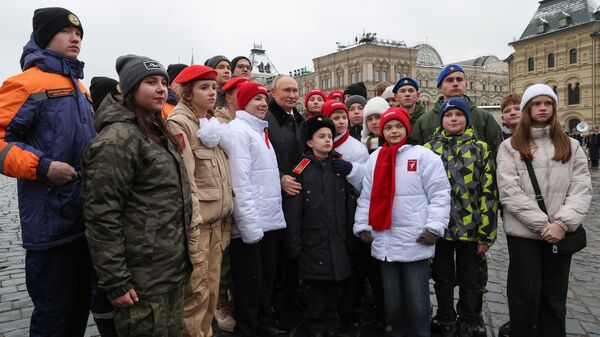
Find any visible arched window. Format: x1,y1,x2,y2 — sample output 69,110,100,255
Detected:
548,53,555,68
570,49,577,64
568,83,580,105
552,85,558,94
528,58,535,71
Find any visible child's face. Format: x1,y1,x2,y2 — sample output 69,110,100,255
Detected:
382,119,407,145
442,109,467,136
366,114,381,136
330,111,348,135
501,103,522,130
307,127,333,157
348,103,364,126
307,95,325,113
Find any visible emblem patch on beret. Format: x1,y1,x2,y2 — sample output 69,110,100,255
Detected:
404,80,409,84
450,66,455,71
144,61,162,70
68,14,80,26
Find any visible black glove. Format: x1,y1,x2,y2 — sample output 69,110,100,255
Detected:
331,159,352,176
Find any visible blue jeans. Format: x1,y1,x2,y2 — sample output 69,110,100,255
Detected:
379,259,430,337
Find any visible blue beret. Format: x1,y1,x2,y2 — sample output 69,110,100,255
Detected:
439,97,471,126
392,77,419,93
436,64,465,88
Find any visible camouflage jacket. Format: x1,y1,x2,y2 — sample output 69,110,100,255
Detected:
412,95,502,158
424,127,498,245
82,96,192,300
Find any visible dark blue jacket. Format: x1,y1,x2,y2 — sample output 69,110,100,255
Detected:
0,36,95,250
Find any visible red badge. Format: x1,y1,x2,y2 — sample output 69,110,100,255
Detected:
293,158,311,175
407,159,417,172
174,133,186,150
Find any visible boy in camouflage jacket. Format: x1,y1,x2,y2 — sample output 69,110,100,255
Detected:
424,97,498,337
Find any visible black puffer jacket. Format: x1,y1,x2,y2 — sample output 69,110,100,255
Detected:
284,151,352,282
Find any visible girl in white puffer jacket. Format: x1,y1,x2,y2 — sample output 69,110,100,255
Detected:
353,107,450,337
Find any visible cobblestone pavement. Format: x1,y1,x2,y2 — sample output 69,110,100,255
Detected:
1,170,600,337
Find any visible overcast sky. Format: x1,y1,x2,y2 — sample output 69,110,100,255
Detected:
1,0,540,86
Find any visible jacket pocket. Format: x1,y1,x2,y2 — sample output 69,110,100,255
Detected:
193,148,216,177
196,187,222,201
140,211,159,266
49,180,83,239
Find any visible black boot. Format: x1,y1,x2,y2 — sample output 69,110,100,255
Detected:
93,317,118,337
453,320,476,337
473,314,487,337
498,321,510,337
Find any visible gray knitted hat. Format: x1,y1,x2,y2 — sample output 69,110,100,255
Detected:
204,55,230,69
115,54,168,97
345,95,367,109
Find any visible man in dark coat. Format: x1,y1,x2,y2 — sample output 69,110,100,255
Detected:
264,75,305,329
586,127,600,167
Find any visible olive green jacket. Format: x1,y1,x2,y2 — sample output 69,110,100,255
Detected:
82,96,192,300
411,95,502,157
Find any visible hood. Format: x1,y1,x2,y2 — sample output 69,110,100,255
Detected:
20,34,85,79
94,95,136,132
431,126,476,143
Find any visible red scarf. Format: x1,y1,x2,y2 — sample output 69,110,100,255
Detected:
333,129,350,148
369,137,407,231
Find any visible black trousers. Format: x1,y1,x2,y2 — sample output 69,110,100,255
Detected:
432,240,480,324
26,240,92,337
297,280,343,337
507,235,572,337
230,229,281,337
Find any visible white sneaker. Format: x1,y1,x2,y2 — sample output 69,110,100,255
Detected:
215,297,236,332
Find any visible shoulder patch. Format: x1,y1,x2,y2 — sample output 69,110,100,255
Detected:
174,133,186,150
46,88,75,98
293,158,310,175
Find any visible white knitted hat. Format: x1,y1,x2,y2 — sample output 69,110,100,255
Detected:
381,85,395,100
520,84,558,112
361,97,389,141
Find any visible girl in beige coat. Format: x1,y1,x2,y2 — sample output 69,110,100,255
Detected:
497,84,591,337
167,65,233,337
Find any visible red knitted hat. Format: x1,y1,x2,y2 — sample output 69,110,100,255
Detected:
236,82,269,110
379,107,411,135
222,77,250,92
321,100,348,118
304,89,327,108
327,90,344,101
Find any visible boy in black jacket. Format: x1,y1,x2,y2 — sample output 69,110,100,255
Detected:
285,115,354,337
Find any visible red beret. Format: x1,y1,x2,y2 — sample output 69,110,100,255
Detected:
321,100,348,118
304,89,327,108
222,77,250,92
327,90,344,101
379,107,411,136
174,65,217,84
237,82,269,110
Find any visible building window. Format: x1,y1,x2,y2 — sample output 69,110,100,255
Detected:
570,49,577,64
321,79,326,89
351,72,357,83
358,72,362,82
470,82,474,90
382,71,387,82
483,84,486,91
374,70,380,82
528,58,535,71
338,74,343,87
552,85,558,94
559,16,570,28
395,72,401,81
548,53,555,68
425,80,429,88
568,83,580,105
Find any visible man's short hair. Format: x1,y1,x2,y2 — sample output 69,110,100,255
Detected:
501,93,522,112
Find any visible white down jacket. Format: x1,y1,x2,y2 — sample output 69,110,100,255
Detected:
335,134,369,192
354,144,451,262
497,126,591,240
197,111,286,243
